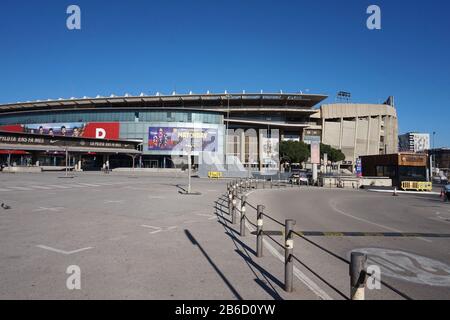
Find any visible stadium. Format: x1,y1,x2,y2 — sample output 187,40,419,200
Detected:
0,92,397,174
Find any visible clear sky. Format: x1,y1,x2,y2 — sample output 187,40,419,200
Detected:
0,0,449,147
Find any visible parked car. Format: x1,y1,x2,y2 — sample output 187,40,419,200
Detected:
289,171,310,185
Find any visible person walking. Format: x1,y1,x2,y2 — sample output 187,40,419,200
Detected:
444,183,450,202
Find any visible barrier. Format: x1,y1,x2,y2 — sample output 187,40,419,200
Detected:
401,181,432,191
208,171,223,179
224,178,416,299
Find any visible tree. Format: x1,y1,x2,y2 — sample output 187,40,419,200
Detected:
280,141,310,164
320,143,346,163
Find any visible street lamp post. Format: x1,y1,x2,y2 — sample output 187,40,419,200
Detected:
431,131,436,178
225,94,231,171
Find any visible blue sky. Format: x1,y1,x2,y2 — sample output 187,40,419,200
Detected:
0,0,449,146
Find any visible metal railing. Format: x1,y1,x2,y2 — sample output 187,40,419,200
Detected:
224,178,415,300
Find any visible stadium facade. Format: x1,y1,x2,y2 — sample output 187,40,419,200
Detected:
0,92,398,172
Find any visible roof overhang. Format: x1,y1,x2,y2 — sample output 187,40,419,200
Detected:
0,93,328,115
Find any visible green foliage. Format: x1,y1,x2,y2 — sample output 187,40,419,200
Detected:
280,141,310,164
320,143,346,163
280,141,346,164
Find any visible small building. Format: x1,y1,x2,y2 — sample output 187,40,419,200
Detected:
430,148,450,177
360,153,428,188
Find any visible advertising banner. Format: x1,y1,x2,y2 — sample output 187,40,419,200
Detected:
0,122,120,140
356,158,362,177
310,141,320,164
0,131,135,150
148,127,218,152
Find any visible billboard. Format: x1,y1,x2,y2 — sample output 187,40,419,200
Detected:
413,134,430,153
0,122,120,140
148,127,218,152
310,141,320,164
398,133,430,153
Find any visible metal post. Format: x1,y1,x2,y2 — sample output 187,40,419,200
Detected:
270,178,273,189
65,147,68,177
232,189,237,224
256,205,264,258
228,188,233,217
187,149,192,194
285,219,296,292
240,195,247,236
350,252,367,300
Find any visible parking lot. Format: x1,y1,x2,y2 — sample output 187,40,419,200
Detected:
1,172,449,300
0,172,319,300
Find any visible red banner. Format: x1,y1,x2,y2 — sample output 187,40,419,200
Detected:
82,122,120,140
0,125,24,133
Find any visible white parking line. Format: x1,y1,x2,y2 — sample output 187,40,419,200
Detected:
29,185,52,190
0,188,11,192
104,200,124,204
32,207,65,212
196,213,217,220
141,224,162,234
76,183,100,187
8,186,33,191
47,185,71,189
36,245,93,255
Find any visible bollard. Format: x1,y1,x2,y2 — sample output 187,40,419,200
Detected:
350,252,367,300
240,195,247,237
228,188,233,216
270,179,273,189
393,187,398,197
232,190,237,224
285,219,296,292
256,205,264,258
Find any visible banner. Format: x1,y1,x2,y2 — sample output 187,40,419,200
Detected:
148,127,218,152
0,122,120,140
311,141,320,164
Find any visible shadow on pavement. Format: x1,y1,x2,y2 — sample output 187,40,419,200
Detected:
184,229,243,300
212,194,285,300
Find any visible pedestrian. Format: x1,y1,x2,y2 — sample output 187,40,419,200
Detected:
444,184,450,202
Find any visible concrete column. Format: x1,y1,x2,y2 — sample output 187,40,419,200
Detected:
240,130,246,165
366,116,372,155
339,117,344,150
258,129,264,172
378,115,382,154
353,117,359,165
321,118,325,143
